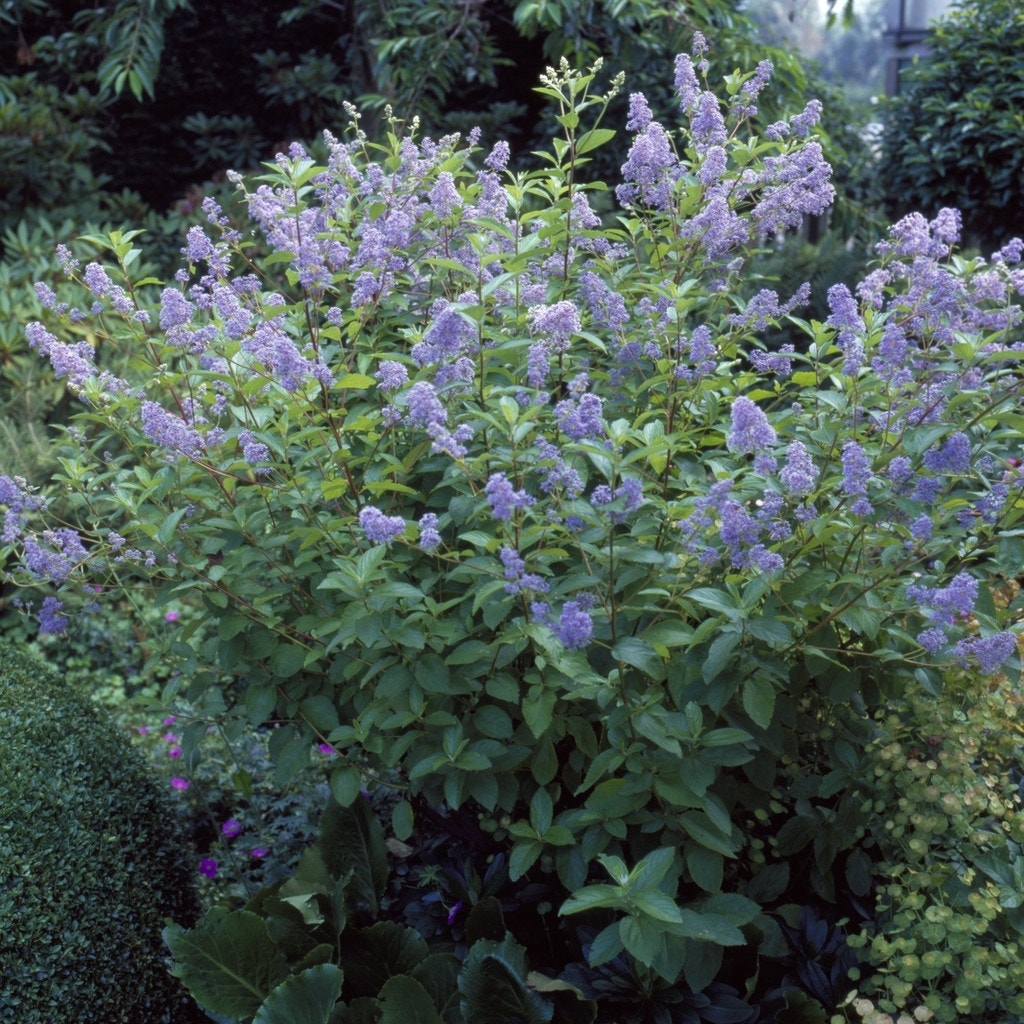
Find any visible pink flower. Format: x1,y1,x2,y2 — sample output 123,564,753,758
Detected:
163,716,176,725
168,746,182,758
318,743,336,756
163,732,178,743
222,819,242,838
137,726,150,735
164,610,180,622
251,847,269,859
198,858,218,878
170,777,190,790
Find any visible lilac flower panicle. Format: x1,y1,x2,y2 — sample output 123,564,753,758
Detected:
726,397,776,454
376,360,408,390
405,381,447,428
616,120,677,211
359,506,406,544
626,93,653,131
555,393,604,440
485,473,534,521
553,597,594,650
38,596,68,635
674,54,700,111
923,433,971,475
907,572,978,628
790,99,823,137
429,172,462,219
141,402,206,461
418,513,441,551
779,440,815,497
528,301,580,347
953,632,1017,674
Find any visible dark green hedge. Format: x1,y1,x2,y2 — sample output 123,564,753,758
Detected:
0,645,202,1023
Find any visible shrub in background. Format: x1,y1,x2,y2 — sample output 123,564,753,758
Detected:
880,0,1024,250
4,38,1024,1019
0,644,203,1023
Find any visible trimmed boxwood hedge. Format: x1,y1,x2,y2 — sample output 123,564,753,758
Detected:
0,644,203,1023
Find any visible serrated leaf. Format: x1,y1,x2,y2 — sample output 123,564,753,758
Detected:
164,908,290,1019
319,797,388,913
378,975,445,1024
339,923,430,999
253,963,345,1024
742,676,775,728
458,936,553,1024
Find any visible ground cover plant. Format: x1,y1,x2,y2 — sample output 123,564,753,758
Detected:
4,36,1024,1021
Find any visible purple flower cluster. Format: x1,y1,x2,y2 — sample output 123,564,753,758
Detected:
485,473,534,521
779,440,816,497
404,381,472,457
417,513,441,551
726,397,776,455
680,480,783,574
0,475,45,544
555,393,604,440
907,572,978,630
500,547,549,596
359,506,406,544
141,402,206,462
616,101,678,211
534,438,584,499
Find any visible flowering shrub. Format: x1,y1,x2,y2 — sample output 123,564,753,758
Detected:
4,38,1024,1018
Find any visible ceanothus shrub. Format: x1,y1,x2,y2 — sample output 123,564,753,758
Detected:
4,38,1024,995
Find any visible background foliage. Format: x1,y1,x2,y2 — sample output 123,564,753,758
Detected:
880,0,1024,250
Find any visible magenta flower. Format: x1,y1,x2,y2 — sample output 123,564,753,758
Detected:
222,819,242,838
170,777,190,790
137,726,150,736
168,746,182,759
163,716,176,725
318,743,337,756
251,847,269,859
198,858,218,878
164,609,180,622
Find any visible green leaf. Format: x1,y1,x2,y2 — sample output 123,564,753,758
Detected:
687,588,741,617
530,787,554,835
458,936,553,1024
682,940,723,993
673,909,745,946
742,676,775,729
522,685,557,738
509,840,543,881
703,630,741,683
686,846,723,893
253,963,345,1024
410,953,462,1022
330,765,363,807
587,921,624,967
164,908,290,1019
774,815,819,856
679,811,739,857
574,127,616,155
378,975,446,1024
391,799,414,841
611,636,663,678
339,923,430,999
319,797,388,913
620,915,664,965
630,847,677,890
